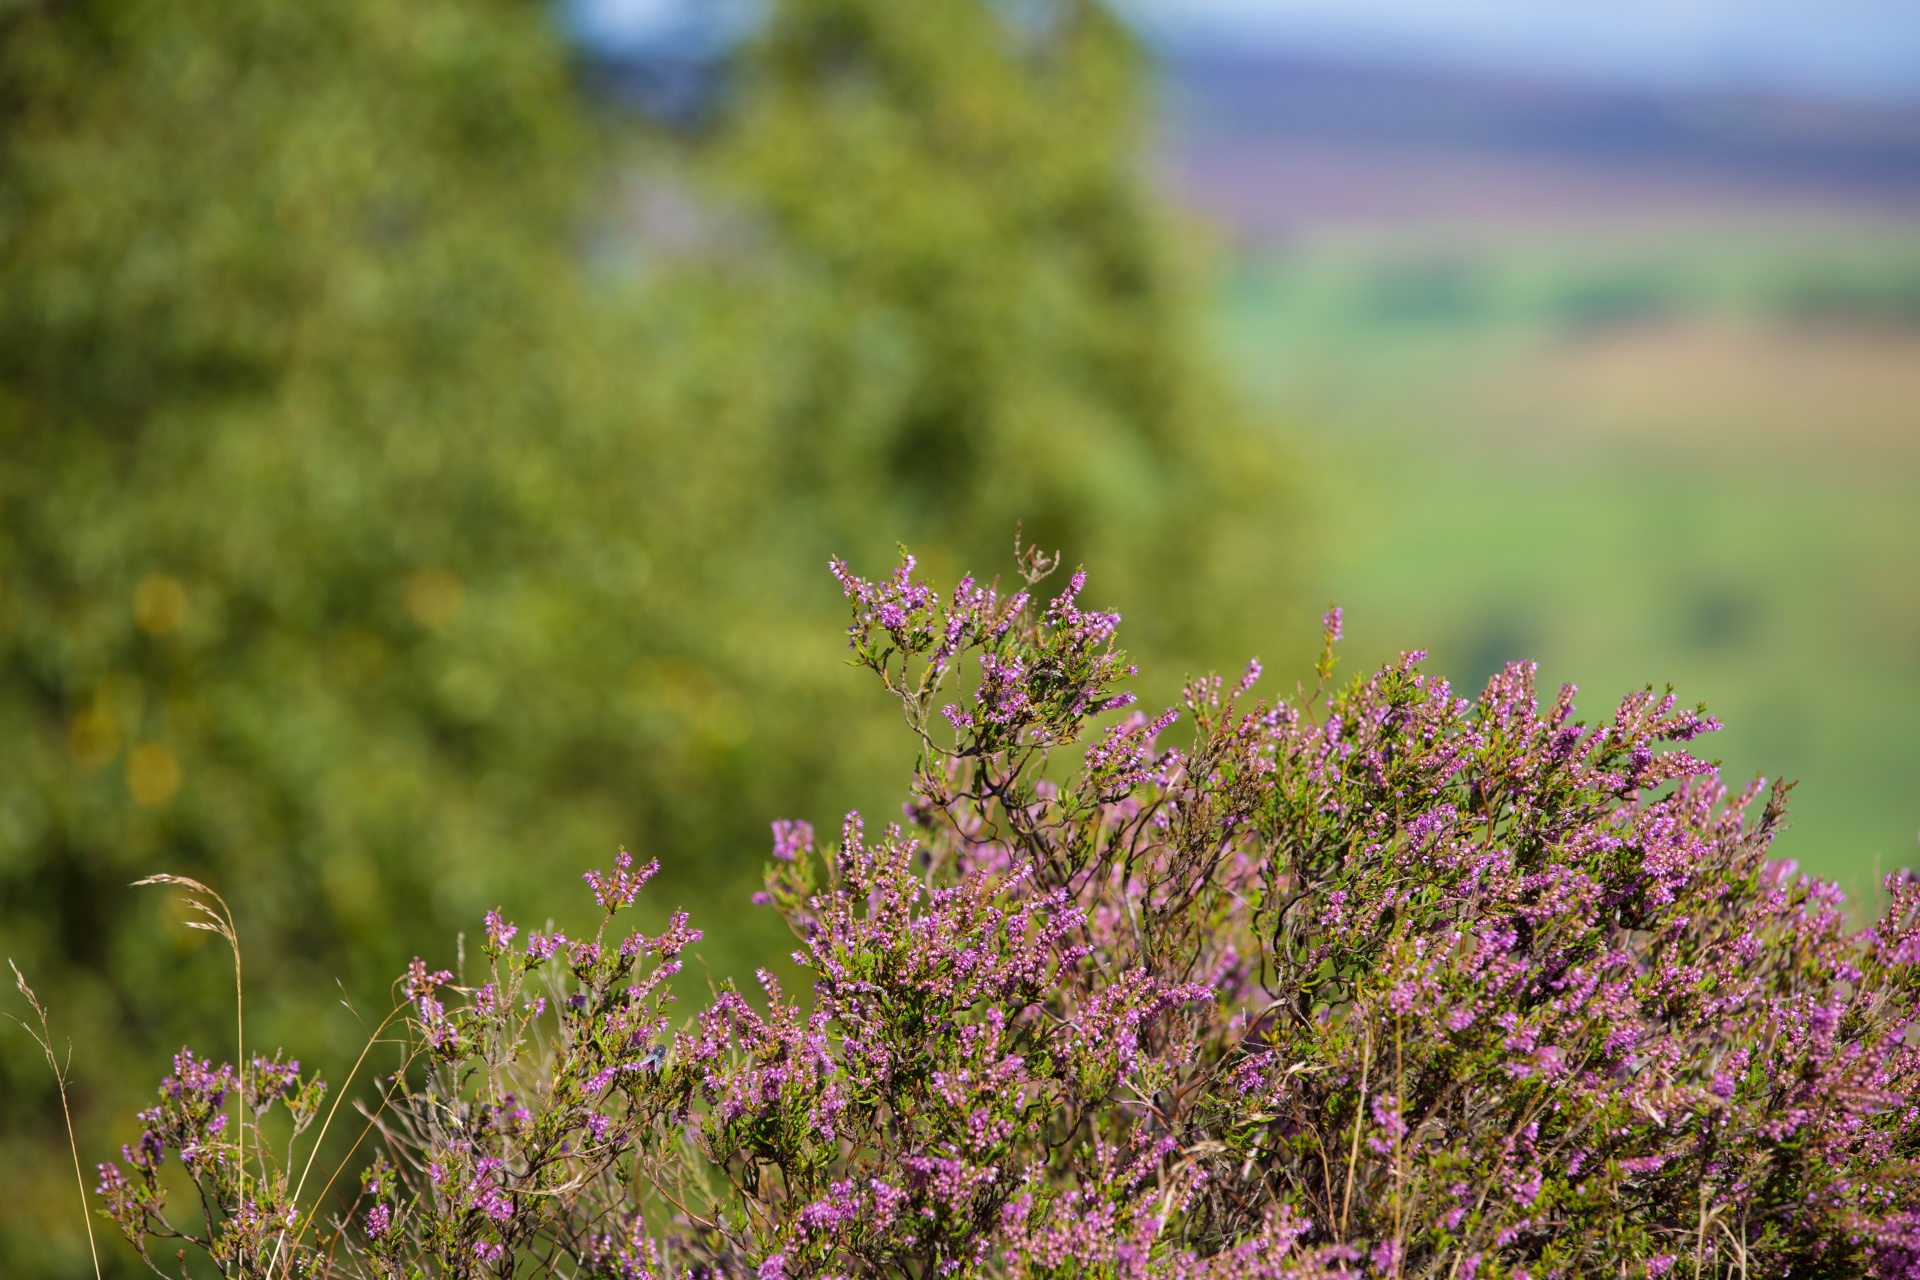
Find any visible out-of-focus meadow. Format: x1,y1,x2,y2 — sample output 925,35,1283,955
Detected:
1216,223,1920,897
2,0,1917,1272
1156,39,1920,904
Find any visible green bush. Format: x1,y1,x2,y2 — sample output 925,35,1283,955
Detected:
0,0,1298,1272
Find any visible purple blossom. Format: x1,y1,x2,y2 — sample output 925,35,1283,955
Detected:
98,548,1920,1280
584,848,658,911
403,956,452,1001
770,818,814,863
483,908,518,951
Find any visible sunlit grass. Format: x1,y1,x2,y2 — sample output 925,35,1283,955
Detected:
1216,221,1920,901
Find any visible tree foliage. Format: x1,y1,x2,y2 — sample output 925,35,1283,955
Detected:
0,1,1296,1271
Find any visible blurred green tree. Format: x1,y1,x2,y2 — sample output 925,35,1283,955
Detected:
0,0,1298,1270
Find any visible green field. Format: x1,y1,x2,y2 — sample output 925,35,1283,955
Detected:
1214,221,1920,905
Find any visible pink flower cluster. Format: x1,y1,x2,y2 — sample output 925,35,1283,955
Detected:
97,549,1920,1280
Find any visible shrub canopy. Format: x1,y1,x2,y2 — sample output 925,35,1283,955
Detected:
95,552,1920,1280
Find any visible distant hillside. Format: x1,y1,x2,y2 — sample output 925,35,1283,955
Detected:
1156,52,1920,234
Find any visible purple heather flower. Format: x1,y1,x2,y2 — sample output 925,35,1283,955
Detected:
483,908,518,951
405,956,452,999
584,848,657,911
771,818,814,863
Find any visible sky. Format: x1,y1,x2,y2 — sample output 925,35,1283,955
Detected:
1115,0,1920,101
570,0,1920,101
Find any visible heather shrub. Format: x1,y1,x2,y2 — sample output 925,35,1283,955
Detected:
90,550,1920,1278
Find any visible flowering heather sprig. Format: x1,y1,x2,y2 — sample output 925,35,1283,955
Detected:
772,818,814,863
91,1045,327,1272
404,956,452,1000
831,551,944,659
98,547,1920,1280
1084,707,1182,798
244,1052,300,1109
828,547,1134,755
585,847,659,910
482,908,518,953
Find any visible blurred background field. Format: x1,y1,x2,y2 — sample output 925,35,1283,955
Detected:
1152,32,1920,902
1214,221,1920,901
2,0,1917,1272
